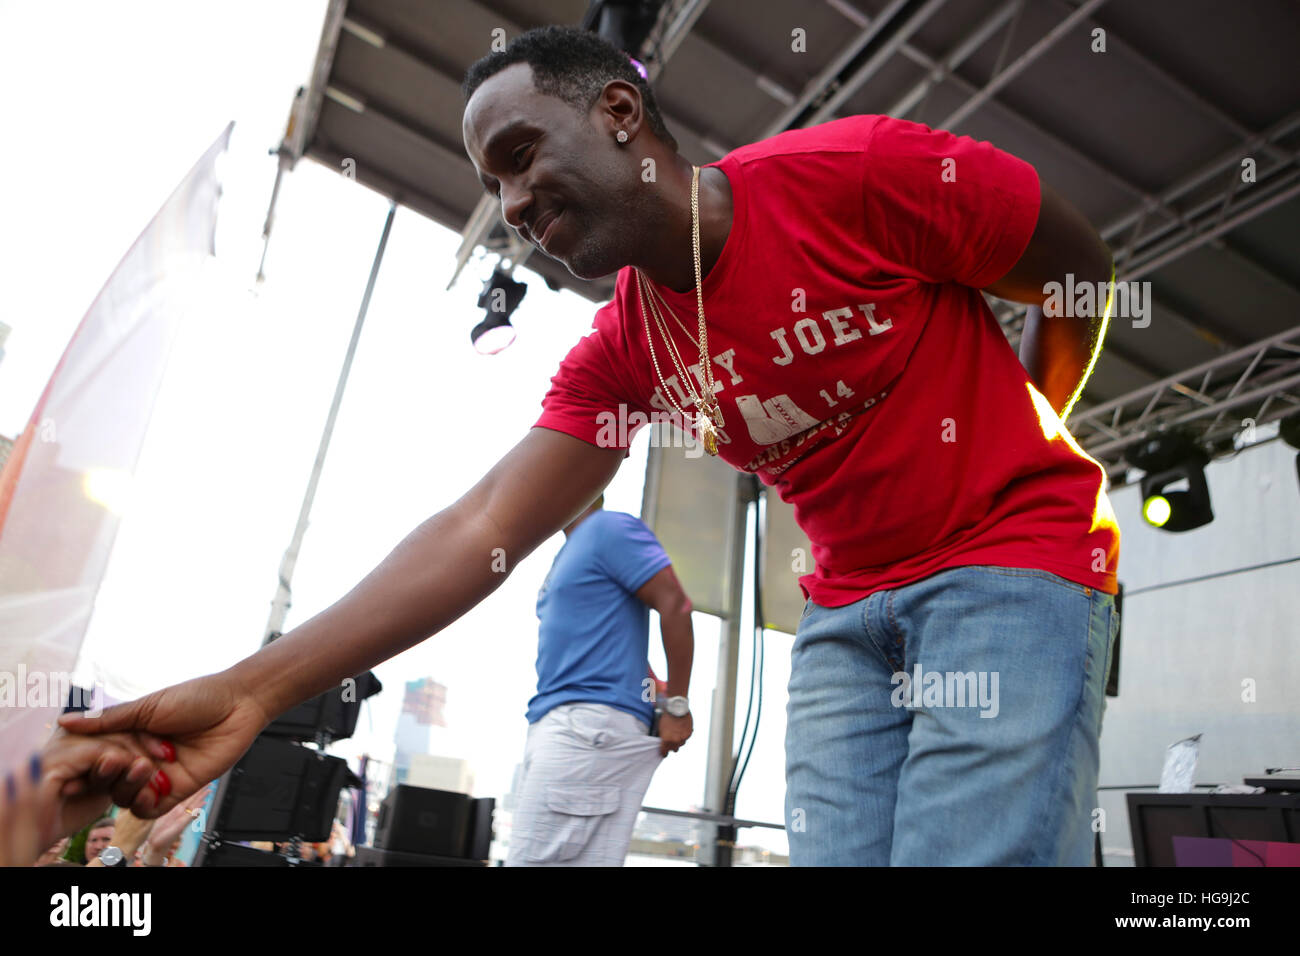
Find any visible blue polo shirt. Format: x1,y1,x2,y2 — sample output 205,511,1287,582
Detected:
526,510,672,724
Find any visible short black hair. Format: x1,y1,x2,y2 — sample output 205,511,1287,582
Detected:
463,25,678,152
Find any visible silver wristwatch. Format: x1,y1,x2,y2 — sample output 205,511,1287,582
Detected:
98,846,128,867
664,696,690,718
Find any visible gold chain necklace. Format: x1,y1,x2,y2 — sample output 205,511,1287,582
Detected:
645,280,704,353
635,165,724,455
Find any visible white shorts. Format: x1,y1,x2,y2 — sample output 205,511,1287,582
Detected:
506,702,664,866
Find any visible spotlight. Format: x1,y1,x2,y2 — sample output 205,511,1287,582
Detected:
1129,431,1213,532
1142,495,1173,527
584,1,664,57
1280,413,1300,491
472,266,526,355
1280,413,1300,449
470,313,516,354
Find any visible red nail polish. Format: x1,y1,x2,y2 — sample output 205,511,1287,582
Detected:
149,770,172,798
159,741,175,761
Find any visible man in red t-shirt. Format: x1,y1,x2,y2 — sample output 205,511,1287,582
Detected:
45,27,1119,866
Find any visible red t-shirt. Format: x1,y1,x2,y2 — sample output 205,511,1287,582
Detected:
534,115,1120,606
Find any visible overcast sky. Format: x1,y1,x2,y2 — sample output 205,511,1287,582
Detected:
0,0,790,855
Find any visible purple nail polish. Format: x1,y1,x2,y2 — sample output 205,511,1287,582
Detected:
29,754,42,783
4,773,15,801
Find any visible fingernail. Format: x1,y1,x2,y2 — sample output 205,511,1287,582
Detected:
159,741,175,761
4,773,15,801
30,754,42,783
148,769,172,798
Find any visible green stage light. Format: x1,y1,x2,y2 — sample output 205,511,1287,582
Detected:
1143,495,1172,527
1129,430,1214,533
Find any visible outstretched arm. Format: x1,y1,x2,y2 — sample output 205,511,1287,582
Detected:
233,427,625,718
59,428,625,817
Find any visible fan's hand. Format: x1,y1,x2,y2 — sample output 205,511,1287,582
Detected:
1,735,158,866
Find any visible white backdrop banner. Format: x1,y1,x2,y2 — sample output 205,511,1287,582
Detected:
0,125,231,774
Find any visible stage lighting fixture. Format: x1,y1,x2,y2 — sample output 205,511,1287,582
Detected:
1129,431,1213,532
1280,413,1300,491
472,266,526,354
584,1,663,58
1280,414,1300,449
1143,495,1173,527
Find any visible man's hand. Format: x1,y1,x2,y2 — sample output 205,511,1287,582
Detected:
635,564,695,758
57,671,270,819
658,713,693,756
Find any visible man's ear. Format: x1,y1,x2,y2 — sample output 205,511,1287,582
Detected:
598,79,644,138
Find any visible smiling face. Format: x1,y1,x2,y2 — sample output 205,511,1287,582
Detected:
462,62,656,280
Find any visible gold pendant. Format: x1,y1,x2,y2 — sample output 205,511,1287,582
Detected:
698,414,719,456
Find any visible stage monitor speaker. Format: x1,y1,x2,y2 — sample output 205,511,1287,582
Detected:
374,785,472,857
1127,792,1300,866
263,670,382,742
214,736,356,842
194,842,291,867
351,845,486,867
466,796,496,861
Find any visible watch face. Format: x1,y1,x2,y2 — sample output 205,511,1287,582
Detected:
667,697,689,717
100,847,124,866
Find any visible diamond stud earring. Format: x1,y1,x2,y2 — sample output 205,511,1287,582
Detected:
616,130,628,143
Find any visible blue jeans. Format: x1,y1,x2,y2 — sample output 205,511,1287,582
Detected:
784,565,1119,866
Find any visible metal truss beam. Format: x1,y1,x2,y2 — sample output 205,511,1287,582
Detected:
803,0,955,128
940,0,1110,130
886,0,1023,119
762,0,914,136
1069,325,1300,466
1054,0,1293,169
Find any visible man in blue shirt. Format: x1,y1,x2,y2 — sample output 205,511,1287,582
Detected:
506,494,694,866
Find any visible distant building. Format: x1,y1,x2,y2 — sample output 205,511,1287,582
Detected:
404,754,474,795
392,677,447,777
391,677,465,790
402,676,448,727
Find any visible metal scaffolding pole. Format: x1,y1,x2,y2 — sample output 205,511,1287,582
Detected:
263,201,398,645
698,472,758,866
